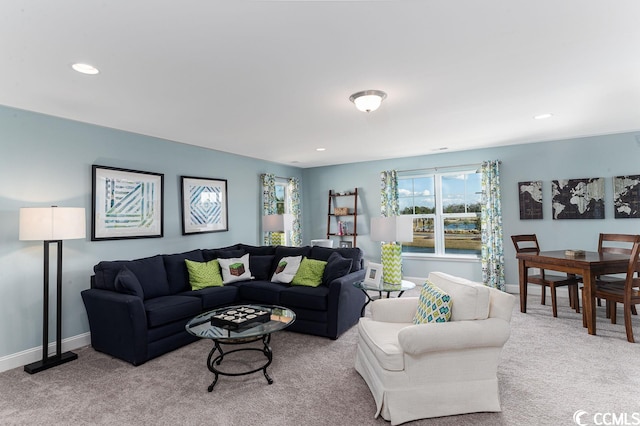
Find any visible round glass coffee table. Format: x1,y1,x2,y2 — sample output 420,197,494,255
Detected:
353,280,416,316
186,304,295,392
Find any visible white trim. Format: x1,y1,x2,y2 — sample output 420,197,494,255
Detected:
403,253,481,263
0,332,91,373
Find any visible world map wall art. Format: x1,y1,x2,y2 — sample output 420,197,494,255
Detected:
613,175,640,218
518,181,543,219
551,177,604,219
92,165,164,240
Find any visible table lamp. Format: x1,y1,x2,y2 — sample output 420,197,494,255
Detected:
19,206,86,373
262,214,293,246
371,216,413,285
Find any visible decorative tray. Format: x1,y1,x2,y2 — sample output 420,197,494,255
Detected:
210,306,271,330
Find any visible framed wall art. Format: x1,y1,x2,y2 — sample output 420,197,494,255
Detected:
181,176,228,235
518,181,543,220
551,177,604,219
92,165,164,240
613,175,640,218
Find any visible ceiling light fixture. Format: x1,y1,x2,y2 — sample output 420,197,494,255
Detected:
71,63,100,75
349,90,387,112
534,113,553,120
316,148,326,152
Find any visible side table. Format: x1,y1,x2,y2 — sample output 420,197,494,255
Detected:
353,279,416,316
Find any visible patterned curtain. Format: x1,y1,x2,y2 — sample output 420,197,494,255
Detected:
480,160,505,291
380,170,399,217
261,173,276,245
288,177,302,247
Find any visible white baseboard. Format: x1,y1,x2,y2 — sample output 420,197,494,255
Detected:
0,332,91,374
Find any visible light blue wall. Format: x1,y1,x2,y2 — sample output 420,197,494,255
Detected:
0,105,302,359
302,132,640,284
2,102,640,361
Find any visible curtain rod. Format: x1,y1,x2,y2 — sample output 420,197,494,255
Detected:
397,160,500,174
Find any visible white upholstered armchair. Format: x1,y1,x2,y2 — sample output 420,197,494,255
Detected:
355,272,516,425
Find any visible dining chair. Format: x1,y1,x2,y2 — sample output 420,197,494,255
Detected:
597,233,639,317
511,234,581,317
585,235,640,342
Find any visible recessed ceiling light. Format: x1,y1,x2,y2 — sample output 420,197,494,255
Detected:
534,113,553,120
316,148,326,152
72,63,100,75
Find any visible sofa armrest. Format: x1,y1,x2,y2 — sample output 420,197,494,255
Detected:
81,288,149,365
326,269,367,339
398,317,511,355
370,297,419,323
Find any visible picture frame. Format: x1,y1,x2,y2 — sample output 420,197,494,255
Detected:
181,176,228,235
364,262,383,289
92,165,164,241
339,241,353,248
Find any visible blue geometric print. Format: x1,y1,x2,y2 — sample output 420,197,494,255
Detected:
104,178,157,229
189,185,222,225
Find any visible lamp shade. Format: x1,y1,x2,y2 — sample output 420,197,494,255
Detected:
370,216,413,243
19,207,86,241
262,214,293,232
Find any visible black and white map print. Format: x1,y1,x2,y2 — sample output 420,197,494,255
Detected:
614,175,640,218
551,178,604,219
518,181,543,219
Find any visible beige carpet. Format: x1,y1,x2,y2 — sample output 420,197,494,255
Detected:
0,293,639,425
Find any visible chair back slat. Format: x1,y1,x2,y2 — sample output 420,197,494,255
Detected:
511,234,540,254
598,233,638,255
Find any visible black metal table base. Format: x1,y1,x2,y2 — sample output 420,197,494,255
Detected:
206,333,273,392
359,290,406,316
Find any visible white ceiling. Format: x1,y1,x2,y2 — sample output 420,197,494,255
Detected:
2,1,640,168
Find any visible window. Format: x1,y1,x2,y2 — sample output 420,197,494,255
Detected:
399,168,482,257
275,180,288,214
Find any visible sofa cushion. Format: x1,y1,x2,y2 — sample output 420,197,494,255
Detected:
114,266,144,299
202,248,245,262
249,255,275,281
163,250,205,294
322,252,353,285
239,280,289,304
237,244,276,255
413,280,451,324
185,259,223,290
219,254,253,284
427,272,490,321
271,255,302,284
291,258,327,287
144,295,202,328
357,318,406,371
280,285,330,311
309,246,363,272
180,286,239,310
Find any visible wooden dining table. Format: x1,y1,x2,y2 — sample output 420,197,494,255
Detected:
516,250,630,335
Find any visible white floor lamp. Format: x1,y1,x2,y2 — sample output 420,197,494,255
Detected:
19,206,86,374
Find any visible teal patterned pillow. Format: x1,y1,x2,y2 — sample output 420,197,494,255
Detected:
413,280,452,324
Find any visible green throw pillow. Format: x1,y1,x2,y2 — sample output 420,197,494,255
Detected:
291,257,327,287
185,259,223,290
413,279,452,324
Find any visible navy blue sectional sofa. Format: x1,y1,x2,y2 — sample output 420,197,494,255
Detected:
81,243,366,366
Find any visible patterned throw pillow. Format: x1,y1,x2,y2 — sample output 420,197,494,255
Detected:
291,257,327,287
271,255,303,284
218,254,253,284
413,280,452,324
185,259,223,290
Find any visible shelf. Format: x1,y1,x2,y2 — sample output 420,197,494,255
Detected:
327,188,358,246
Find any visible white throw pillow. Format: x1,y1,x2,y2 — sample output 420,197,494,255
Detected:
271,255,302,284
218,254,253,284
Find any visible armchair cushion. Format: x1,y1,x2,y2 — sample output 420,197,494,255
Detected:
358,318,406,371
413,280,451,324
427,272,490,321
